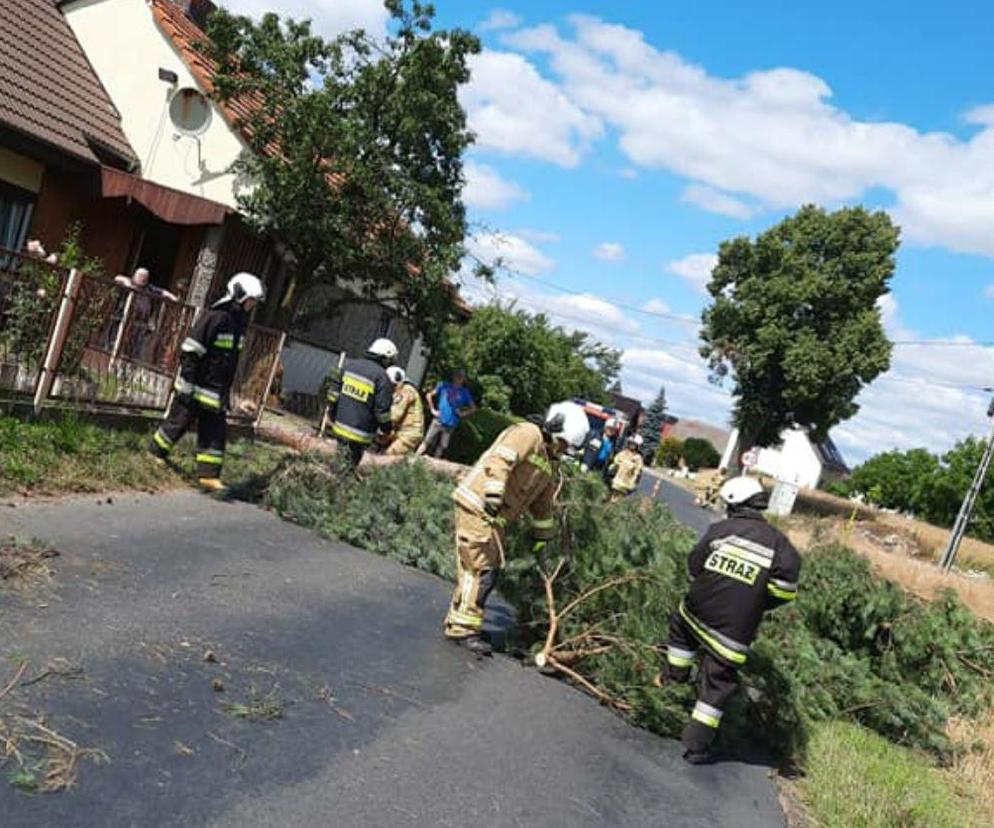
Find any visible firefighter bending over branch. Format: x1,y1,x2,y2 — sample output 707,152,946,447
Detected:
657,476,801,764
150,273,264,492
445,401,590,656
607,434,645,502
326,338,396,468
382,366,425,456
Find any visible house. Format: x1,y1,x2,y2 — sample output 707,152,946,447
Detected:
720,426,851,490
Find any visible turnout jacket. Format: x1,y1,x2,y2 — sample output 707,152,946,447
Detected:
681,510,801,665
326,356,393,445
390,382,425,446
178,302,248,412
453,422,559,541
609,448,644,493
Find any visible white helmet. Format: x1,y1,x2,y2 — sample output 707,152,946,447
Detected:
386,366,406,385
215,272,264,307
605,417,619,431
719,476,764,507
544,401,590,450
634,434,644,447
367,338,398,361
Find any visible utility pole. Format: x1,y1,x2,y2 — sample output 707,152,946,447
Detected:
939,397,994,573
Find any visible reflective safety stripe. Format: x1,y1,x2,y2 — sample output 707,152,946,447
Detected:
181,337,207,356
196,452,224,465
494,445,518,463
666,646,696,667
193,387,222,410
333,422,373,445
532,518,555,530
679,603,749,665
691,701,723,728
327,391,339,402
342,372,375,402
453,486,487,514
447,609,483,629
153,431,173,451
483,480,505,495
768,579,798,601
712,535,775,562
213,334,236,350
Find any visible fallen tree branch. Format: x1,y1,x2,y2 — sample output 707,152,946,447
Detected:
0,661,27,701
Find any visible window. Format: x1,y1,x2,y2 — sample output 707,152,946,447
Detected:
0,180,35,252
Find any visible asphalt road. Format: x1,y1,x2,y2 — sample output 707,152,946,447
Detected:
1,489,782,827
639,471,718,535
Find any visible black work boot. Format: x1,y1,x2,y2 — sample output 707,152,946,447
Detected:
682,748,715,765
457,633,493,657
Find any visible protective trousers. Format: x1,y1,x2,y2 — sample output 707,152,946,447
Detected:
338,439,367,469
664,610,740,753
151,396,226,479
444,506,502,639
384,434,420,456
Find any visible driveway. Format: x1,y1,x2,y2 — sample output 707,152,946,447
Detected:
1,491,782,827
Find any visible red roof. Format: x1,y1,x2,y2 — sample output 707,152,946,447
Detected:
0,0,136,167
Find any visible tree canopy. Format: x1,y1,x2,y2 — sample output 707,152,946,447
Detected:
431,302,621,416
205,1,481,340
639,385,667,460
700,205,898,447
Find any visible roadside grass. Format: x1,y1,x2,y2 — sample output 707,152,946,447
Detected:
0,414,289,498
797,721,983,828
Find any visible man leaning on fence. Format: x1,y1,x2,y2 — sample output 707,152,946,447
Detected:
149,273,263,492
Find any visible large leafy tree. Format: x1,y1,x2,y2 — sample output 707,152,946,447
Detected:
204,1,482,340
639,385,667,460
432,302,620,415
700,205,898,447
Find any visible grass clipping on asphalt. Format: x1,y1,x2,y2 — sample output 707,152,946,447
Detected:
0,538,58,588
0,711,108,794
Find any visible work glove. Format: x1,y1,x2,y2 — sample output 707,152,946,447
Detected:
173,377,194,404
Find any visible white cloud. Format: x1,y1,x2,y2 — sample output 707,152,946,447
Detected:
681,184,757,220
467,232,555,276
593,242,625,262
502,15,994,259
463,161,529,210
641,298,671,315
618,167,638,180
665,253,717,293
479,9,522,32
461,50,604,167
516,228,561,243
225,0,388,39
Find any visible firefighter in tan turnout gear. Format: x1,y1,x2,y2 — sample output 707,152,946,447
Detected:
657,476,801,764
150,273,264,492
607,434,645,501
445,401,590,656
382,366,424,456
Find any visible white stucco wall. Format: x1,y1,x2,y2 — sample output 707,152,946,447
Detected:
63,0,246,209
754,428,823,489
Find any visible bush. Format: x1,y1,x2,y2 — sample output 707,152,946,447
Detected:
681,437,721,470
656,436,683,468
444,408,519,465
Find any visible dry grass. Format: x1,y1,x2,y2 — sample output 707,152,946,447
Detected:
0,539,58,589
948,712,994,823
0,714,107,793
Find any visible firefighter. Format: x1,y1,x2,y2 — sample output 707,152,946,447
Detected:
607,434,645,502
325,338,396,468
657,476,801,764
150,273,264,492
383,366,425,456
445,401,590,656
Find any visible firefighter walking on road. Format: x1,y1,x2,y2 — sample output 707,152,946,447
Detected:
445,401,590,656
150,273,264,492
325,338,396,468
382,366,425,456
657,476,801,764
607,435,645,502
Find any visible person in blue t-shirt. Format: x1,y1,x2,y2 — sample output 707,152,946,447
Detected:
417,369,478,458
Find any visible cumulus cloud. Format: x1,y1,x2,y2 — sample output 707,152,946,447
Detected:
502,15,994,258
641,298,671,315
665,253,717,293
681,184,758,220
593,242,625,262
461,50,604,167
225,0,388,39
479,9,522,31
463,161,529,210
467,232,555,276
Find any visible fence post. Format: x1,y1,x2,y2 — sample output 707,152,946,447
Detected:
33,268,81,415
254,331,287,431
108,289,133,369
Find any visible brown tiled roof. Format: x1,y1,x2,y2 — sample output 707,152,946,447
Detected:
0,0,136,166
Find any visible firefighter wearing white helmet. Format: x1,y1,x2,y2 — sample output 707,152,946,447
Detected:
324,338,397,468
382,366,425,456
656,475,802,764
607,433,645,502
150,272,264,492
446,401,589,655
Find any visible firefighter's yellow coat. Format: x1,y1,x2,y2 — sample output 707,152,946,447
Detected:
609,448,644,494
385,383,425,455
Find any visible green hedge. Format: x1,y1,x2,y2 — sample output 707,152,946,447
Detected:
444,408,520,465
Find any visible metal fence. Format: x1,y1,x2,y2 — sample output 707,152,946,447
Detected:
0,245,283,424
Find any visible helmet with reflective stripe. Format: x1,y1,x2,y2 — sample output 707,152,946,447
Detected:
543,401,590,450
719,476,764,507
216,272,265,308
367,338,398,361
386,366,406,385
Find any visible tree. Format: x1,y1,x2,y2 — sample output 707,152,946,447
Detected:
639,385,667,460
845,448,940,514
205,1,482,342
656,436,683,469
431,302,620,415
700,205,898,447
682,437,721,471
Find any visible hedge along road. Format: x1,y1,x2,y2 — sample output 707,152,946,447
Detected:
0,489,783,827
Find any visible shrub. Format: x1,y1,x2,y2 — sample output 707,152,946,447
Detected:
444,408,519,465
681,437,721,470
656,436,683,468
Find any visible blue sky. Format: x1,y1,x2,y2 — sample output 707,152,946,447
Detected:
229,0,994,463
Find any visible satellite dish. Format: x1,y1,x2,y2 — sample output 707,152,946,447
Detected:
169,87,212,137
